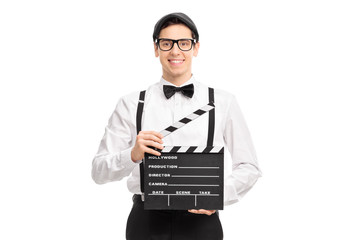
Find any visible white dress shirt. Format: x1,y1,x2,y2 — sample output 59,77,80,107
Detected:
92,76,261,206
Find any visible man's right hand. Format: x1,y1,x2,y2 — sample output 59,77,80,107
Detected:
131,131,164,162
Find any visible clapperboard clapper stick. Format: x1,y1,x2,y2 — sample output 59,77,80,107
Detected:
144,102,224,210
159,102,215,138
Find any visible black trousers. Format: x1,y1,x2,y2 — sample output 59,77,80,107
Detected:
126,195,223,240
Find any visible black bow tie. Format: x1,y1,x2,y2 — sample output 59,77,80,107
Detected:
163,84,194,99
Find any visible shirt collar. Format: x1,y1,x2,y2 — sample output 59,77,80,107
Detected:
160,75,195,88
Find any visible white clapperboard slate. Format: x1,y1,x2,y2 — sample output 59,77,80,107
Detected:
144,102,224,210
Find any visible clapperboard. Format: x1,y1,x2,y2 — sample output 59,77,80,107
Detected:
144,102,224,210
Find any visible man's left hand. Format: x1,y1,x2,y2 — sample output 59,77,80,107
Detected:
188,209,216,216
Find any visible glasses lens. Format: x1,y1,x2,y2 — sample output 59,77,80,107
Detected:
159,39,173,51
178,39,193,51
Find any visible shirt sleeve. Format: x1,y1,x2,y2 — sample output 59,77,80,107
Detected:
223,95,262,205
91,97,139,184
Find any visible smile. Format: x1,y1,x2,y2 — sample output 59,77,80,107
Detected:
168,59,184,65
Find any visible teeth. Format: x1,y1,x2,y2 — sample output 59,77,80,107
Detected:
170,60,183,63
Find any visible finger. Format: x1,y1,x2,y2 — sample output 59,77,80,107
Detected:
142,140,164,150
140,131,163,140
199,209,215,214
203,210,216,216
138,133,163,145
144,146,162,156
143,134,164,144
188,209,201,214
197,209,208,215
188,209,215,215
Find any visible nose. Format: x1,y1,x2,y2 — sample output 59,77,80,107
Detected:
170,42,181,55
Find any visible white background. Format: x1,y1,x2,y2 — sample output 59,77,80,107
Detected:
1,0,359,239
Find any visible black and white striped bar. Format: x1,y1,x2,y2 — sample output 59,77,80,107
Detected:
160,146,224,154
159,102,215,138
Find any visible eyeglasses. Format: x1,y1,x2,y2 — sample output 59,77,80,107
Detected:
156,38,195,51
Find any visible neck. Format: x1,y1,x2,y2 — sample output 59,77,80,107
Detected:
162,72,192,86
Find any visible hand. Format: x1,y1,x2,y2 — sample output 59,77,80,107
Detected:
188,209,216,216
131,131,164,162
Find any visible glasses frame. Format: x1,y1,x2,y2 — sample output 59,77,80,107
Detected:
156,38,196,51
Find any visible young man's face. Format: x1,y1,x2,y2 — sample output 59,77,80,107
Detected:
154,24,199,84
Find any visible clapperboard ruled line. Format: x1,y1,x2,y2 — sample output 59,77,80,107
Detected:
144,102,224,210
167,184,220,187
171,175,219,177
178,167,220,169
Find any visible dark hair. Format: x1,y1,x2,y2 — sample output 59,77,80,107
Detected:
153,13,199,42
157,17,197,41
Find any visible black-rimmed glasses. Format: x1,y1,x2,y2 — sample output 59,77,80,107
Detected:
156,38,195,51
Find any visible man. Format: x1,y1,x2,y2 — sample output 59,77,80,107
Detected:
92,12,261,240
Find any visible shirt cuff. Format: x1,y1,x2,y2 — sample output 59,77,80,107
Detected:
224,180,240,206
121,147,141,168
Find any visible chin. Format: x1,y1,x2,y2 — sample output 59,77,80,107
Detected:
170,71,187,78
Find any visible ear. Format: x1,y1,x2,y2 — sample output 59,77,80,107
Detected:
193,41,200,57
154,42,159,57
